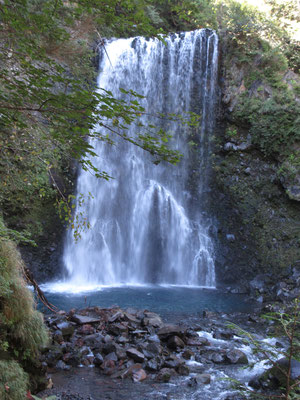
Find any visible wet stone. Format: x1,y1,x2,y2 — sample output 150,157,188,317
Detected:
177,364,190,376
94,353,104,366
213,329,234,340
145,359,160,372
124,312,140,324
156,368,174,382
79,346,90,357
56,321,75,338
202,349,226,364
53,330,64,344
143,313,164,328
164,356,183,369
148,334,160,343
132,368,147,382
126,348,145,363
116,335,128,344
79,324,95,335
64,352,82,367
45,345,63,367
101,359,116,375
186,336,209,346
189,373,211,386
146,342,162,355
102,342,117,355
55,360,71,370
83,333,104,348
225,349,248,364
71,315,101,325
158,324,184,339
105,352,118,362
167,335,185,350
182,349,194,360
108,323,128,336
108,311,124,323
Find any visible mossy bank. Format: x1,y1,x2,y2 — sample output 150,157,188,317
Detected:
0,222,49,398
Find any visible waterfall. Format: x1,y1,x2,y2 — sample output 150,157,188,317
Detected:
63,29,218,289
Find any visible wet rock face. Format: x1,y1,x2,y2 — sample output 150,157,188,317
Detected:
211,53,300,292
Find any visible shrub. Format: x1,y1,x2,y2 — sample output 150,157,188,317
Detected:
0,360,29,400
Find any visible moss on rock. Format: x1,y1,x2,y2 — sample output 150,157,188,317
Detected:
0,360,29,400
0,219,49,397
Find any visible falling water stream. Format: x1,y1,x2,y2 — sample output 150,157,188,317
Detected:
59,29,219,290
39,32,267,400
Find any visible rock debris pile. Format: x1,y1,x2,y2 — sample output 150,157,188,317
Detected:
41,306,249,385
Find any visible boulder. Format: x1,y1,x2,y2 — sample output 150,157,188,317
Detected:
94,353,104,366
186,336,209,346
111,363,142,380
71,314,100,325
102,342,117,355
83,333,104,348
225,349,248,365
105,352,118,362
101,359,116,375
182,349,195,360
143,312,164,328
164,356,184,369
126,348,145,363
177,364,190,376
205,351,226,364
132,368,147,382
123,312,140,324
167,335,185,350
55,360,70,370
145,359,160,372
79,324,95,335
45,345,63,367
108,311,124,323
56,321,75,338
213,329,234,340
63,351,82,367
108,323,128,336
189,373,211,385
53,330,64,344
146,342,162,355
148,334,160,343
156,368,174,382
157,324,184,339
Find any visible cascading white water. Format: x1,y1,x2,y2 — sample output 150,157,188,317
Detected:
63,29,218,289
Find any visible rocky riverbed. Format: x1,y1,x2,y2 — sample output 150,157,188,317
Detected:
35,303,300,400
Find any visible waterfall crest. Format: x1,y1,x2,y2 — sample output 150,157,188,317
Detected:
63,29,218,288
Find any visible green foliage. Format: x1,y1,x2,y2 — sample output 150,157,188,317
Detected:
0,360,29,400
0,226,49,395
152,0,216,31
214,0,299,75
0,227,49,380
233,90,300,157
0,0,187,240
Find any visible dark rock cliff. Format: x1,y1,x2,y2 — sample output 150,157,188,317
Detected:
211,46,300,292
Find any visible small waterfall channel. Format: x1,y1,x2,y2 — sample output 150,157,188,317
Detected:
62,29,219,289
